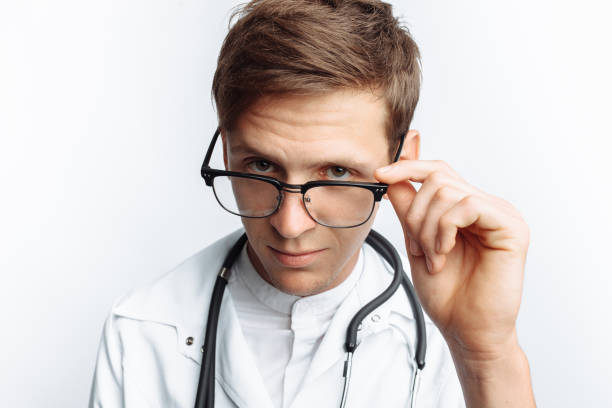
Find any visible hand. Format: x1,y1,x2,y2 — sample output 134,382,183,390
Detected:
374,153,530,359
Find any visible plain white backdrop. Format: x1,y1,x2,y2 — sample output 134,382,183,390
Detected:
1,0,611,406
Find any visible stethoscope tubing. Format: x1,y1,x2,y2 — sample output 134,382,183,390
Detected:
194,230,425,408
195,234,247,408
339,229,426,407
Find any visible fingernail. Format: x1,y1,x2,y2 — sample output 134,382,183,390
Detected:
377,165,392,173
426,256,433,271
436,238,441,253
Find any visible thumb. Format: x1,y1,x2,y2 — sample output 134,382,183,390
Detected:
384,180,433,277
385,180,417,228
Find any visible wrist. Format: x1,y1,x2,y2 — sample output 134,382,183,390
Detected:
449,337,526,381
447,329,520,366
444,331,536,407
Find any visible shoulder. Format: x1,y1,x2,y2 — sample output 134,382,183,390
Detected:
107,227,245,331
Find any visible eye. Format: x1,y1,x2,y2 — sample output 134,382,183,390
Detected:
326,166,351,180
246,159,274,173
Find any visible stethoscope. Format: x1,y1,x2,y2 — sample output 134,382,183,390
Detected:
193,228,427,408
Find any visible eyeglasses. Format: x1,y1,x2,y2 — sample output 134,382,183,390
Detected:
200,128,404,228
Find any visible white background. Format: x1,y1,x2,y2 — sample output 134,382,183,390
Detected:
1,0,611,406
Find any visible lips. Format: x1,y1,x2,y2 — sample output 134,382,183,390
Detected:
268,246,325,267
272,248,322,256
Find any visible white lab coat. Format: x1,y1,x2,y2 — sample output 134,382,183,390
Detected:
89,228,465,407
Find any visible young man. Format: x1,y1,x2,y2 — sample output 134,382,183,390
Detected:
89,1,536,407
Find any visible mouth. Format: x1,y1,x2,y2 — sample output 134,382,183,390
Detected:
268,246,326,268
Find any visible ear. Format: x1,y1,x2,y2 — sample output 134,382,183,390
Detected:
400,129,420,160
220,129,229,170
383,129,420,200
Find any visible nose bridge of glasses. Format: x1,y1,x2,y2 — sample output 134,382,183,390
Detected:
278,180,306,194
276,185,307,207
273,183,314,224
280,186,302,194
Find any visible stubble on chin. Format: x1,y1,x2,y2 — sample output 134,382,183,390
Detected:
246,241,341,297
273,271,341,297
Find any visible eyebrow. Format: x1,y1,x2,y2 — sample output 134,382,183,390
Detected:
229,143,374,171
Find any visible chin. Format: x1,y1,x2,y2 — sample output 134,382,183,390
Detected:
266,269,336,297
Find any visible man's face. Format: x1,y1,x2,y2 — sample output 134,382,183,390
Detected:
221,89,391,296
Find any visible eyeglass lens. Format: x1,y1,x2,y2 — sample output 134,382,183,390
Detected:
212,175,375,228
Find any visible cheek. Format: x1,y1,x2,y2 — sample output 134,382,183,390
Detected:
240,219,268,252
331,225,372,258
241,217,265,234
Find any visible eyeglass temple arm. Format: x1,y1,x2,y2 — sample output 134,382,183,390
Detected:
392,131,406,163
203,127,222,169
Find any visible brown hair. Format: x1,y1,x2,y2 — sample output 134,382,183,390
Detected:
212,0,422,159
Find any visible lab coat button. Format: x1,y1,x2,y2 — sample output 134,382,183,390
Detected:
186,336,194,345
371,314,381,323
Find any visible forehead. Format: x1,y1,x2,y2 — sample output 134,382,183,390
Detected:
229,89,390,165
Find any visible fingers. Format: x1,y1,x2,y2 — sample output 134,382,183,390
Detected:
403,171,482,247
375,159,465,185
418,186,470,273
438,195,530,253
414,192,524,275
378,158,527,275
384,167,485,273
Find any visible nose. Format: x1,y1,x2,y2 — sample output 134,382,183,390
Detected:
268,190,317,239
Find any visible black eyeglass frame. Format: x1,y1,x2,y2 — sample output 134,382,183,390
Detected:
200,127,405,228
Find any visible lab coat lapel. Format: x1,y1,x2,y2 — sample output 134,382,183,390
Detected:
113,227,273,408
300,287,362,387
215,289,275,408
301,243,390,387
